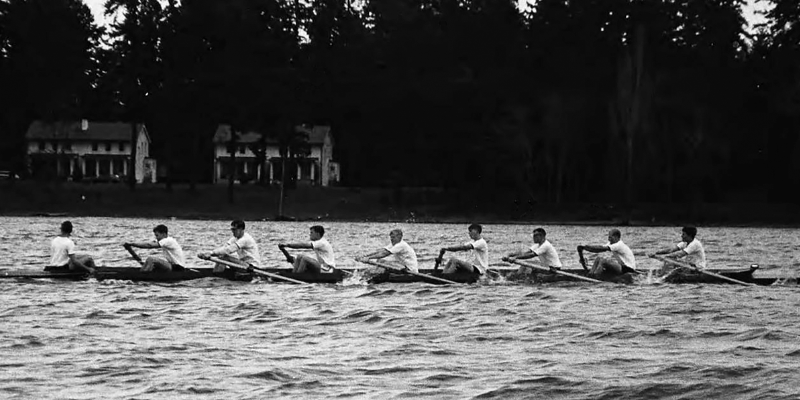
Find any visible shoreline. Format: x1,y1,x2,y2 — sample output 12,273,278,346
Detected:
3,182,800,228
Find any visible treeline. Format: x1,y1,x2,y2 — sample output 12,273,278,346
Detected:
1,0,799,206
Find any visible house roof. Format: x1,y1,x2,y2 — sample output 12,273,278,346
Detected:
213,124,332,145
25,121,148,142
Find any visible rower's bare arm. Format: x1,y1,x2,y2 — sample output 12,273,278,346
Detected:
504,250,534,261
438,244,472,261
280,242,313,250
652,246,681,257
125,241,158,249
664,249,688,259
210,243,238,257
578,245,609,253
360,248,391,261
515,251,538,260
442,244,473,253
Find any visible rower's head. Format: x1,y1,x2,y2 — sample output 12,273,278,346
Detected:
60,221,72,235
310,225,324,240
532,228,546,244
230,220,246,239
153,224,168,241
608,229,621,244
468,223,482,240
681,226,697,242
389,229,403,245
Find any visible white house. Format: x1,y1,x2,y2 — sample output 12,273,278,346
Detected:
25,120,156,183
212,124,340,186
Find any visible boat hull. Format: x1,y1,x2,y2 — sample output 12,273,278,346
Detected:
0,265,787,286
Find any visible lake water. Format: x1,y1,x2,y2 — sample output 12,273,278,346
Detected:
0,217,799,399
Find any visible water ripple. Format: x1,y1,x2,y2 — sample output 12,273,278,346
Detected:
0,218,799,398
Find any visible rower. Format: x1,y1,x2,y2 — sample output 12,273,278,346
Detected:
577,229,637,277
198,219,261,272
356,228,418,273
49,220,96,273
649,226,706,271
502,227,562,274
124,224,186,272
279,225,336,274
437,223,488,276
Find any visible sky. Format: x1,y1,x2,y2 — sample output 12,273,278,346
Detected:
83,0,771,32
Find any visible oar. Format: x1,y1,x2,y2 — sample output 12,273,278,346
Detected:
123,243,144,265
206,256,312,285
577,246,589,271
278,245,295,263
358,258,458,285
650,255,755,286
506,259,604,283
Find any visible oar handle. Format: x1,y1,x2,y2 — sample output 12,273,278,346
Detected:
123,243,144,265
278,245,295,263
576,246,588,271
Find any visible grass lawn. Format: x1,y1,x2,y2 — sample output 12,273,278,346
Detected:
1,181,800,226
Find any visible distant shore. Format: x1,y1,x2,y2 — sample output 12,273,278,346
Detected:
2,181,800,227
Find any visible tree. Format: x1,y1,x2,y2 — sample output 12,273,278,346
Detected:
0,0,99,174
103,0,165,189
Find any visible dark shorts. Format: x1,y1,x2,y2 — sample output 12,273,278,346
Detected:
171,264,185,272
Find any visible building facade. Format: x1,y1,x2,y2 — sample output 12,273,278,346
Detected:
25,120,156,183
212,124,340,186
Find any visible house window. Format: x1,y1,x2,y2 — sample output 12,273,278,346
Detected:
105,142,112,151
92,142,98,151
39,141,45,151
119,142,125,151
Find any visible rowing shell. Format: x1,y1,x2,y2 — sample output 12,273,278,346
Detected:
0,265,787,285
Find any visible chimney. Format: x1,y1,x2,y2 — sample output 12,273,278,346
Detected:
81,119,88,131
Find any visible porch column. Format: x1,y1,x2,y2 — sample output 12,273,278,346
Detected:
109,159,114,176
296,163,301,180
269,161,274,182
69,159,74,176
123,160,128,176
81,158,86,175
311,162,316,181
95,161,99,177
